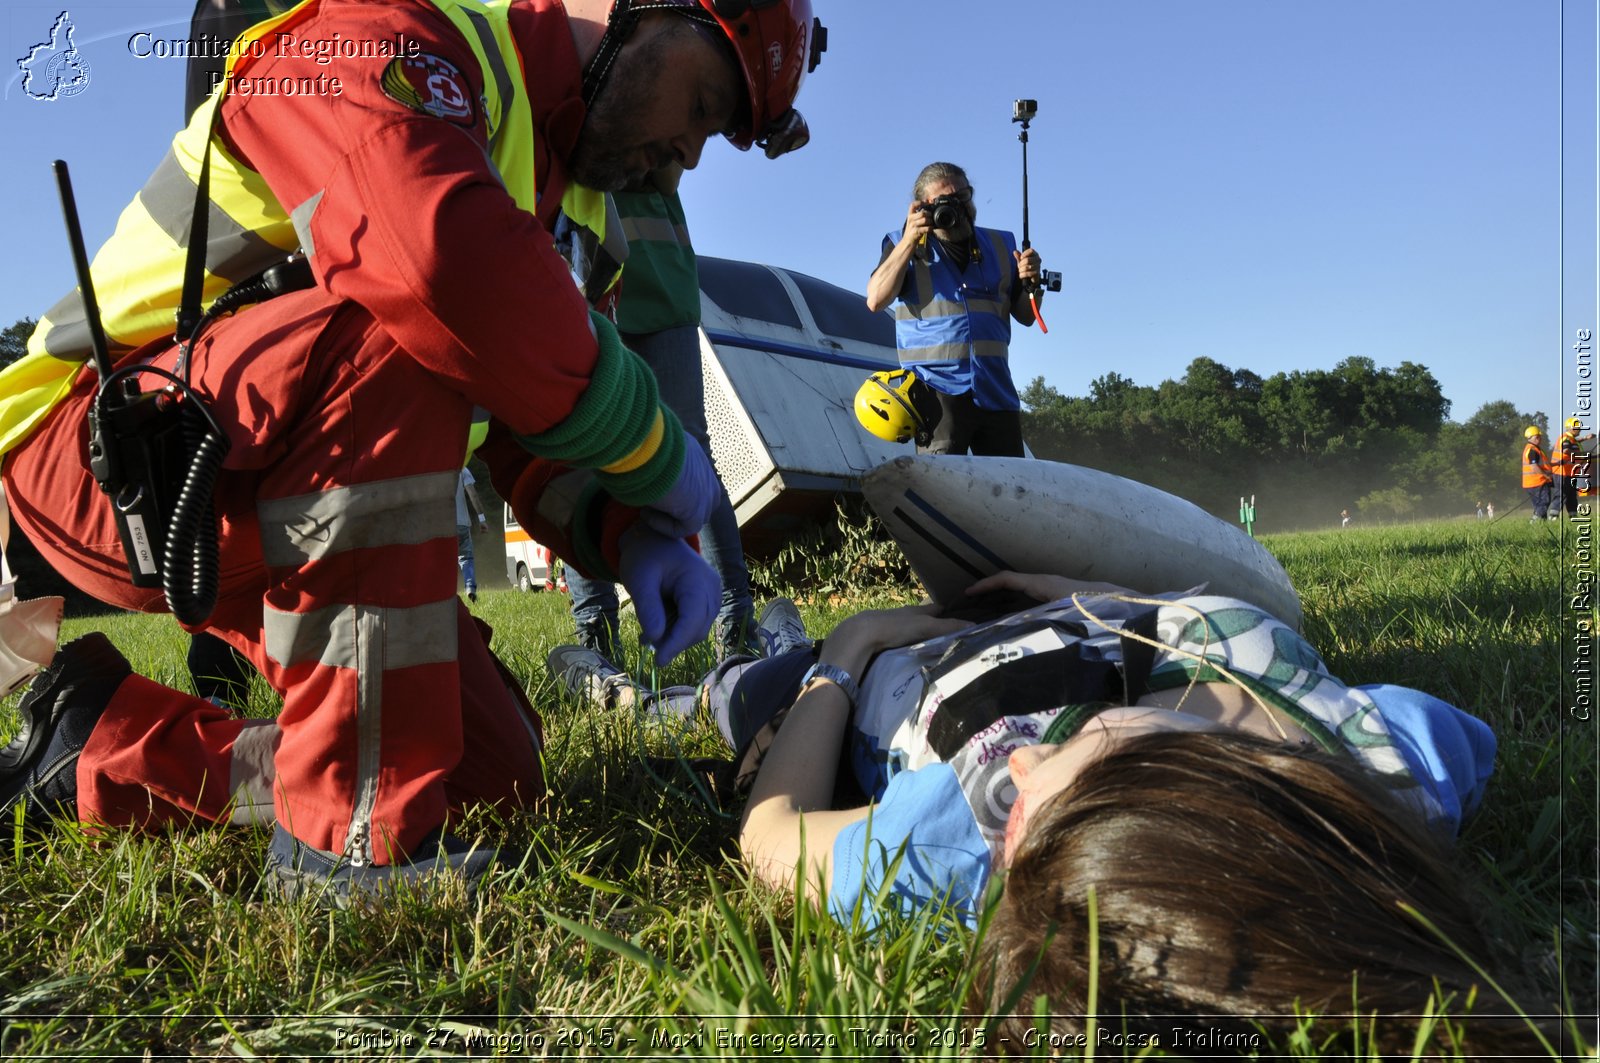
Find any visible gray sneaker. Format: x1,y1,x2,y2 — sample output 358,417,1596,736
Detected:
754,598,811,659
546,644,637,709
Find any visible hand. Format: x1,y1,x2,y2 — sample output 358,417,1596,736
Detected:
617,527,717,665
901,200,932,245
1015,247,1042,286
639,433,718,540
477,521,488,534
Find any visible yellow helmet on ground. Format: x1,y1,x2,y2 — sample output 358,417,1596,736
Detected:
1524,425,1543,440
855,369,928,443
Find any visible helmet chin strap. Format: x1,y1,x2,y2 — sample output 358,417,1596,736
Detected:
581,0,718,107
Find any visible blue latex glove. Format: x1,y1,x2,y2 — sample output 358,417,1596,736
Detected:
640,433,718,539
617,526,717,665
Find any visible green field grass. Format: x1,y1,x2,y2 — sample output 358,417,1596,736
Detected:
0,515,1593,1059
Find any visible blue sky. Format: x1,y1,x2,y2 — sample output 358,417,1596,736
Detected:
3,1,1595,427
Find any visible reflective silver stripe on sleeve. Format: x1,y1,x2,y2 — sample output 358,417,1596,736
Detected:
136,147,286,284
227,719,279,826
262,599,460,672
256,471,458,568
290,191,322,257
531,469,595,533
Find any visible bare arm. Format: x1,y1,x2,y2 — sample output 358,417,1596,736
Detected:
865,202,932,313
739,606,971,894
964,570,1133,603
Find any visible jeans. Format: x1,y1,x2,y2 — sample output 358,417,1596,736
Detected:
702,649,815,753
567,324,753,650
1526,483,1552,519
456,525,477,593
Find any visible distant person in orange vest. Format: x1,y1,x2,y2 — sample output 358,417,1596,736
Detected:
1521,426,1554,520
1552,417,1595,518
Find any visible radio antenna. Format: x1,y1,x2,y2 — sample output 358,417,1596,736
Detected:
52,159,116,380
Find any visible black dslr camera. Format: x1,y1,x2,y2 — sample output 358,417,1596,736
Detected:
919,195,965,230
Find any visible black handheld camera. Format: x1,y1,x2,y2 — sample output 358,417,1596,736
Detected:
1012,98,1038,123
1039,269,1063,292
919,195,965,230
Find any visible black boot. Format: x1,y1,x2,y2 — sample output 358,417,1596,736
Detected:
0,633,131,829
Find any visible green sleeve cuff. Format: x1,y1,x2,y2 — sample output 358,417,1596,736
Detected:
516,310,659,468
516,311,689,508
594,405,686,507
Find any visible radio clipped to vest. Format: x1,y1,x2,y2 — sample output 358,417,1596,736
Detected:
55,158,234,626
55,141,311,626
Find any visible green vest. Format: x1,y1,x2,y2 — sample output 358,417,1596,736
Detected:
613,188,699,334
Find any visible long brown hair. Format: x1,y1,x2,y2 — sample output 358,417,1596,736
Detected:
970,731,1555,1057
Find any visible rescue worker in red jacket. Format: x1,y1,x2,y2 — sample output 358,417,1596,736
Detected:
1522,425,1554,520
0,0,824,902
1551,416,1594,518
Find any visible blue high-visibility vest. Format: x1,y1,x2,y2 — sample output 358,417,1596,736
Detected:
885,225,1020,411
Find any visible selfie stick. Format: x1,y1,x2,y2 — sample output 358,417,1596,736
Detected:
1012,102,1047,333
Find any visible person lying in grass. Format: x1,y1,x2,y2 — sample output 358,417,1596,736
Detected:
550,570,1554,1054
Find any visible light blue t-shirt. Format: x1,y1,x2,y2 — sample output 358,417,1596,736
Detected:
827,595,1497,931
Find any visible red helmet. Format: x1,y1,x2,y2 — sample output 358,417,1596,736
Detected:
583,1,826,158
696,0,825,155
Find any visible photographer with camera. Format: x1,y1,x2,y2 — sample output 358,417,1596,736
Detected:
866,161,1053,458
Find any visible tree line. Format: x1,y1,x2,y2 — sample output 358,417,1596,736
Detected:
1019,356,1543,530
1,315,1541,532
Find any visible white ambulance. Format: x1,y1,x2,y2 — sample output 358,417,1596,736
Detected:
502,504,556,592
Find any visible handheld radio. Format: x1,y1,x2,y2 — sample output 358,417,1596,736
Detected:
56,161,190,589
55,160,243,625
